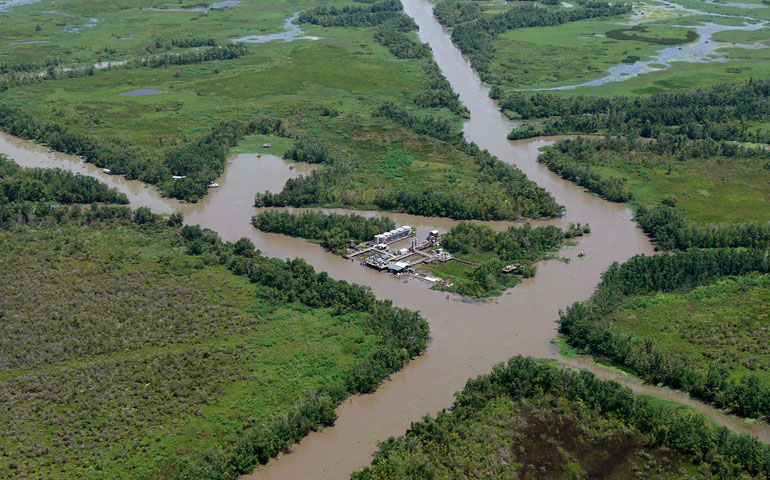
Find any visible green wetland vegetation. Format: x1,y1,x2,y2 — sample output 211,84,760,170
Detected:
354,357,770,479
0,0,561,220
502,79,770,243
0,158,428,478
2,0,770,477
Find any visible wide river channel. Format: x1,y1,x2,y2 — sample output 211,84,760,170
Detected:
0,0,768,478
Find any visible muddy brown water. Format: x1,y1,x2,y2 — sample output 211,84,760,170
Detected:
0,0,767,476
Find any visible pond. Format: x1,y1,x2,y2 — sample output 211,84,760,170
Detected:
232,11,315,44
119,88,164,96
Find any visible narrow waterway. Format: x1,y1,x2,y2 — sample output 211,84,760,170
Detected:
0,0,767,477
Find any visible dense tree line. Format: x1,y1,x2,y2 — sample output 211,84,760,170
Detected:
127,44,247,69
374,101,461,143
443,221,586,261
252,210,395,254
0,56,60,74
0,155,128,205
143,36,217,52
0,106,290,202
433,0,482,27
298,0,403,27
560,248,770,418
0,43,245,93
413,59,468,116
637,205,770,249
372,15,431,59
537,139,633,202
436,0,631,81
501,78,770,143
354,357,770,479
284,132,330,164
537,134,770,247
438,221,588,296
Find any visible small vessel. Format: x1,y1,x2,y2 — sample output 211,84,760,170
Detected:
208,182,219,188
262,142,271,148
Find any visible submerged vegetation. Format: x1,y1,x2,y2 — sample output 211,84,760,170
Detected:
354,357,770,479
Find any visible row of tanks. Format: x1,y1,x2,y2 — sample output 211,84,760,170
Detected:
373,226,413,245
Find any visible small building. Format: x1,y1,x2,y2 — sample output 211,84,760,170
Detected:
387,261,409,274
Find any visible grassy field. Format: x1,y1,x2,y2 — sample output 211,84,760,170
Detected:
1,25,427,152
603,274,770,383
0,217,418,479
589,150,770,224
353,357,770,480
